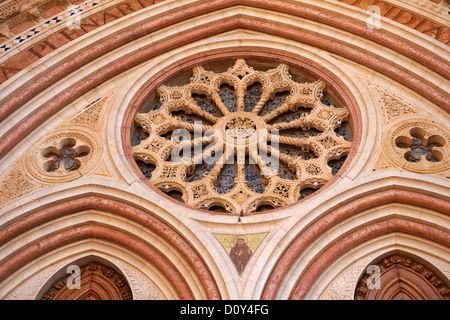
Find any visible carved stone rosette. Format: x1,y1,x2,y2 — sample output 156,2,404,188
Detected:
384,117,449,174
132,60,352,213
26,129,101,183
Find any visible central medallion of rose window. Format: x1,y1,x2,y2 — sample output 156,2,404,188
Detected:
225,117,256,139
132,60,352,213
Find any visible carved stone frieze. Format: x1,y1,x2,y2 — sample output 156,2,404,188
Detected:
0,0,66,22
4,262,66,300
319,258,371,300
69,97,106,130
0,161,44,205
113,260,165,300
367,81,417,126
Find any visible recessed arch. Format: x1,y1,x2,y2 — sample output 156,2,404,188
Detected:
35,255,133,300
307,233,450,300
354,251,450,300
0,240,175,300
289,218,450,300
40,260,133,300
0,223,194,299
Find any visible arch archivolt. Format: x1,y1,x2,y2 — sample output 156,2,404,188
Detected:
0,186,229,299
0,210,203,298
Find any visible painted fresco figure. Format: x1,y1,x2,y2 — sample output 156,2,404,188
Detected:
229,237,252,276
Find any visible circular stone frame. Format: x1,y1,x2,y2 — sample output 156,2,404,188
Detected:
26,129,102,183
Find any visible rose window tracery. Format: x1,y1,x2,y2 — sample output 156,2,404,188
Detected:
132,60,352,213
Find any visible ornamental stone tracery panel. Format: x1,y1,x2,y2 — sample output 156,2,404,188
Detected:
131,60,353,214
28,130,97,182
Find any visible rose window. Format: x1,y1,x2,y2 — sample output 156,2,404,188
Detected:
132,60,352,213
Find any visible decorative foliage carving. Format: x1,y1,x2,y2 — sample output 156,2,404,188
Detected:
5,262,66,300
366,82,417,126
0,163,41,204
380,93,416,120
355,254,450,300
113,260,164,300
69,98,106,128
133,60,352,213
42,261,133,300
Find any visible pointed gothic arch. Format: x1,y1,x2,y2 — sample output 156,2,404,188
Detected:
41,260,133,300
354,252,450,300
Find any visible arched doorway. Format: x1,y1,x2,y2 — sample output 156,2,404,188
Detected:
355,254,450,300
42,261,132,300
